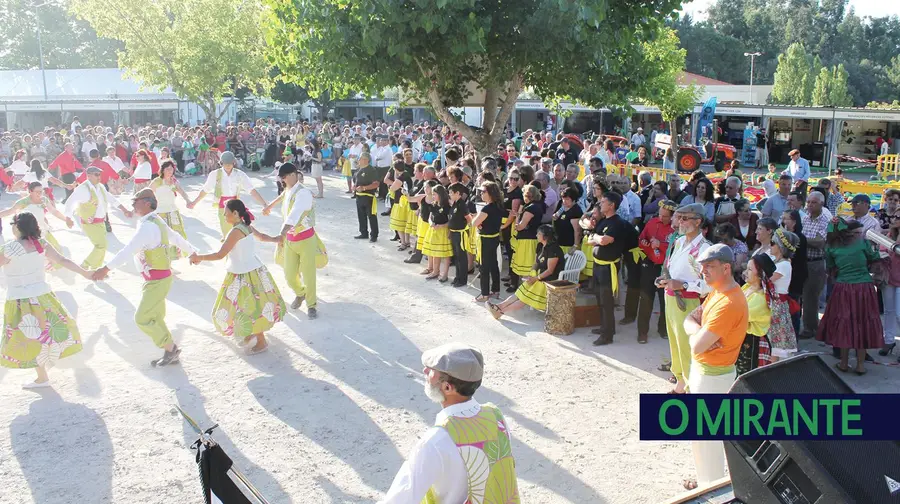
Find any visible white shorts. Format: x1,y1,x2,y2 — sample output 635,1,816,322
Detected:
311,163,323,178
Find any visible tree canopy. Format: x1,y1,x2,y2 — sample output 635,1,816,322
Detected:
71,0,270,123
672,0,900,106
264,0,683,152
0,0,120,70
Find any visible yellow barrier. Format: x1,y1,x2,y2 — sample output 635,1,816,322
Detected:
877,154,900,179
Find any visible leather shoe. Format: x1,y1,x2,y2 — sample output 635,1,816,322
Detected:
354,234,369,239
619,317,635,325
369,236,378,242
404,252,423,264
380,211,391,216
637,333,648,344
592,335,613,346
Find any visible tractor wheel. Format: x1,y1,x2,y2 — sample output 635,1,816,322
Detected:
676,150,702,173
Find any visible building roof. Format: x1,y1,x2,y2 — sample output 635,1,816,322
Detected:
0,68,176,100
677,72,732,86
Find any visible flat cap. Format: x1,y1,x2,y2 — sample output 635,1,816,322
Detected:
85,165,103,174
698,243,734,264
421,342,484,382
220,151,236,164
675,202,705,218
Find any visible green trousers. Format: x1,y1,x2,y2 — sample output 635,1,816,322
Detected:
665,294,701,389
217,209,233,239
136,276,174,348
81,222,107,269
284,237,317,308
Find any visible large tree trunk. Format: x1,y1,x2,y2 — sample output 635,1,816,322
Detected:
422,73,524,158
314,101,332,121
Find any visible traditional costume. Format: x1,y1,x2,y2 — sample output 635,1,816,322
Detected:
150,177,188,257
63,174,117,268
103,212,195,363
636,207,675,340
275,181,326,315
737,283,773,376
515,241,566,311
423,204,453,258
200,165,255,237
0,239,81,372
353,163,380,240
212,224,286,342
510,201,546,283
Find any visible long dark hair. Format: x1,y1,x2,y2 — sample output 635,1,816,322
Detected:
433,184,450,208
537,224,557,245
481,181,504,207
30,159,45,180
226,199,252,226
749,252,777,305
13,212,41,240
694,178,715,204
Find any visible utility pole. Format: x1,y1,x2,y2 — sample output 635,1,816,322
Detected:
744,52,762,104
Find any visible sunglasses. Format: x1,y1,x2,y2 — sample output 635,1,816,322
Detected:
508,177,520,181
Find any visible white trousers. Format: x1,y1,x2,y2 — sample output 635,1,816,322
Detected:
688,363,736,485
881,285,900,346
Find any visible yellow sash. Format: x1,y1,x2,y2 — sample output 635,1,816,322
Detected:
629,246,647,264
475,231,500,263
356,191,377,215
592,257,620,295
450,227,470,253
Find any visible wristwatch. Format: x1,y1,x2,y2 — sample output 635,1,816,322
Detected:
682,281,689,290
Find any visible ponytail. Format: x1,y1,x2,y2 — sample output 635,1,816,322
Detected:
225,198,252,226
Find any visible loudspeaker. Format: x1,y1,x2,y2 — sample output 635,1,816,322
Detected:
725,354,900,504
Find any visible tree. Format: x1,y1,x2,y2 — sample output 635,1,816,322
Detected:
827,64,852,107
771,43,818,105
0,0,120,70
264,0,683,155
641,28,702,136
811,66,831,106
70,0,270,123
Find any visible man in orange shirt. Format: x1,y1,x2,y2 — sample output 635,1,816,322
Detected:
681,243,748,490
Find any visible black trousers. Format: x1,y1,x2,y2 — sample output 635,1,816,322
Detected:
450,231,468,284
637,261,666,336
356,195,378,238
375,167,390,200
593,260,619,339
61,172,76,201
622,253,641,320
480,236,501,296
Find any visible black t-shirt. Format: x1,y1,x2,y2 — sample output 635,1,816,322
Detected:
517,202,546,240
430,203,450,225
420,198,432,222
449,200,469,230
591,215,633,261
478,202,503,235
408,179,423,211
535,242,566,281
393,172,412,203
505,187,523,212
554,204,584,247
353,166,379,192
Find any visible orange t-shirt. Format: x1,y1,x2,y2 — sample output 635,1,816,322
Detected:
694,285,749,368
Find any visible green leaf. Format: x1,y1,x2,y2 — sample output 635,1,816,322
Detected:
233,312,253,338
47,313,69,344
483,431,511,463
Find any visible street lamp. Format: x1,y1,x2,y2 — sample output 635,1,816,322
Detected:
744,52,762,104
32,1,53,101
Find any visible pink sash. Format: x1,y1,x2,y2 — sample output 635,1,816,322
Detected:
142,269,172,281
286,227,315,242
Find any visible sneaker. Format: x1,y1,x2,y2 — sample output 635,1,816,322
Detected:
22,380,51,390
152,345,182,367
291,296,305,309
308,307,318,319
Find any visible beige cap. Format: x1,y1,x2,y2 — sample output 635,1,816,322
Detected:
421,342,484,382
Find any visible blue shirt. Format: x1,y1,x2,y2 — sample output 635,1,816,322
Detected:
422,151,438,164
783,157,810,182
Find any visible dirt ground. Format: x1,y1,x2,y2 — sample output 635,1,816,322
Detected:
1,172,896,504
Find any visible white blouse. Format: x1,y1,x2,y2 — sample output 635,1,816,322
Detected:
134,161,152,180
227,228,263,274
1,240,51,300
773,259,792,295
153,180,180,214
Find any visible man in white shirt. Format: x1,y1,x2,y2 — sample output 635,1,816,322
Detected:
379,343,519,504
103,146,126,174
64,166,133,268
631,127,646,148
187,151,268,238
347,135,364,172
263,163,320,319
371,135,394,203
91,188,196,367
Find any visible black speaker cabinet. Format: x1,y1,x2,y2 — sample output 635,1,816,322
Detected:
725,354,900,504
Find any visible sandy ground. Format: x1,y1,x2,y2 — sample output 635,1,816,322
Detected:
0,172,897,504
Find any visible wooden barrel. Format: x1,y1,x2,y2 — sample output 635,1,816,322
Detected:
544,280,577,336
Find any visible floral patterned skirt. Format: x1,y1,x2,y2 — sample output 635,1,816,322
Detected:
768,297,797,358
736,333,772,376
1,293,82,369
158,210,187,257
211,266,286,341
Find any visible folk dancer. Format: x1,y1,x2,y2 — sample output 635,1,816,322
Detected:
64,166,133,269
150,160,191,257
190,199,287,355
658,203,710,393
261,163,324,319
378,342,519,503
90,189,197,367
187,151,268,239
0,212,89,389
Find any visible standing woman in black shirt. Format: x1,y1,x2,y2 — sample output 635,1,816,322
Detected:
388,161,413,250
403,163,426,263
502,168,523,269
422,184,453,281
488,225,566,318
553,186,584,253
413,178,438,262
473,181,505,301
589,191,636,346
508,184,546,292
448,183,472,287
579,178,610,280
352,153,379,242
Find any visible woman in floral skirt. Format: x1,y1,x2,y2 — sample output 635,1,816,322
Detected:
767,228,800,361
190,199,286,355
0,212,90,388
150,160,191,257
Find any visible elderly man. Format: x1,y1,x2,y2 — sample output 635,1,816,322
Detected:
816,178,844,216
540,157,553,176
659,203,711,393
631,127,646,148
90,189,197,367
64,165,133,268
187,151,268,238
372,135,394,202
637,171,654,206
799,191,830,339
379,342,519,503
636,200,677,342
682,243,748,489
713,176,742,223
534,171,558,224
667,173,687,204
783,149,810,194
589,191,637,345
848,194,879,235
762,174,791,223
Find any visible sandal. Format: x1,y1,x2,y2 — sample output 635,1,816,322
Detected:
668,375,677,384
658,363,672,372
854,367,867,376
667,389,686,395
245,343,269,355
438,276,449,283
490,292,501,299
682,479,698,490
834,362,849,373
474,295,490,303
486,302,503,320
419,269,433,275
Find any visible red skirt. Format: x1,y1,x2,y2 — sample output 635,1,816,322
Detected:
816,282,883,349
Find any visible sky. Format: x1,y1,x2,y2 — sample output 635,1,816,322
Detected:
681,0,900,21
